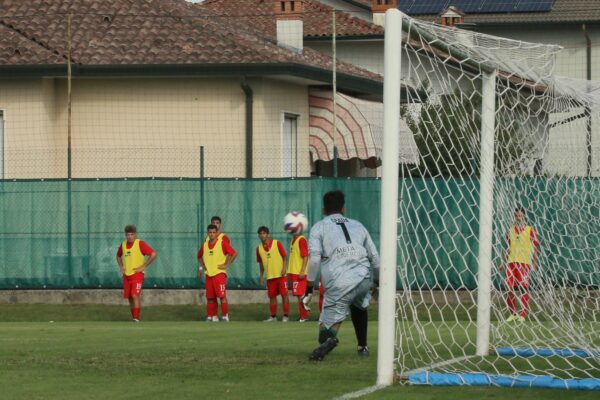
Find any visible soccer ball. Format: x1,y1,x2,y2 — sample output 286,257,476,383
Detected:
284,211,309,235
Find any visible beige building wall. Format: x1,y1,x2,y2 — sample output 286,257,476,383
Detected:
250,78,311,178
0,76,313,179
0,78,64,178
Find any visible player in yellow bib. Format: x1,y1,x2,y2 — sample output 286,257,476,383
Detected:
205,215,230,245
287,232,310,321
116,225,157,322
256,226,289,322
502,207,539,322
198,224,237,322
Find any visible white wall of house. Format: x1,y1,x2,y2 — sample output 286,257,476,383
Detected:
251,78,311,178
308,22,600,176
0,77,313,179
478,25,600,176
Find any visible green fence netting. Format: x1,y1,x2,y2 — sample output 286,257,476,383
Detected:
0,178,597,289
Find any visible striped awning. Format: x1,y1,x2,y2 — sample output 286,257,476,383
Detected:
309,90,419,165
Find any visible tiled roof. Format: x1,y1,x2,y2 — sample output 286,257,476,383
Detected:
0,0,382,90
199,0,384,38
413,0,600,24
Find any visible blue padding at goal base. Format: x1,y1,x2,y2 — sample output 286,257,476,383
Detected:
408,371,600,391
496,347,600,358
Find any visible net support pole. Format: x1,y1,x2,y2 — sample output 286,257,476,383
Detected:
377,8,402,386
476,69,497,356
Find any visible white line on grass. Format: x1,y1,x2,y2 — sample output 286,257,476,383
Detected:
334,384,387,399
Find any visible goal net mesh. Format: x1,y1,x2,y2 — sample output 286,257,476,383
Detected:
394,14,600,387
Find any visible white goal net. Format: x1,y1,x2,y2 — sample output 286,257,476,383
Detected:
385,11,600,390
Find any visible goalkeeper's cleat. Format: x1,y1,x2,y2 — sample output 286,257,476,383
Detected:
132,319,140,323
212,316,220,322
308,337,338,361
282,316,289,322
221,315,230,322
205,317,213,323
518,315,526,322
301,293,313,312
506,315,517,322
357,346,370,356
298,318,308,323
264,316,277,322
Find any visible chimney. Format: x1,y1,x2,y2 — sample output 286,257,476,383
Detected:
372,0,398,27
275,1,304,52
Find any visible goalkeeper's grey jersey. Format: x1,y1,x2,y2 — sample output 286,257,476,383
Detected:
308,213,380,299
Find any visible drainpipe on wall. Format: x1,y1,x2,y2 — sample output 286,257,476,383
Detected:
582,24,592,177
240,78,253,178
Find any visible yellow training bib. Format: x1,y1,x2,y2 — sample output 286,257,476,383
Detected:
258,240,284,280
202,237,227,277
121,240,145,276
508,226,534,264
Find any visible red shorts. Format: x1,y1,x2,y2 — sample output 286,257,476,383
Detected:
506,263,531,288
206,273,227,299
123,272,144,298
267,277,288,298
288,274,307,296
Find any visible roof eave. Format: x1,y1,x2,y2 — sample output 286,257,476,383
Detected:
304,34,384,42
0,62,383,96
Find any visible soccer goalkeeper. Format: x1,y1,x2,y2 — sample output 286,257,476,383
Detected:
303,190,380,361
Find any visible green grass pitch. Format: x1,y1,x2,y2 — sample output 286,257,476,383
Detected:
0,304,597,399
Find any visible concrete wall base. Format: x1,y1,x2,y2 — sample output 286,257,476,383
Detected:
0,289,270,306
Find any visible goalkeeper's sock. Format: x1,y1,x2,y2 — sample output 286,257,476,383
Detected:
269,303,277,317
318,327,338,344
350,305,368,348
132,308,140,320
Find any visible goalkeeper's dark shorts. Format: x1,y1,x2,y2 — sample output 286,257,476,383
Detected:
319,277,371,329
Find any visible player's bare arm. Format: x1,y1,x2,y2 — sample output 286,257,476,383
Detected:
133,251,157,273
281,256,287,277
259,262,265,286
218,252,237,270
116,255,125,275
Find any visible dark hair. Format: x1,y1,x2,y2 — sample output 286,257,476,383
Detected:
207,224,218,231
211,216,222,223
323,190,345,214
124,224,137,233
515,206,526,213
257,226,270,234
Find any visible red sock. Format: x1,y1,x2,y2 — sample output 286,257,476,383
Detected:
269,303,277,317
507,292,516,315
220,301,228,316
283,302,290,316
207,301,217,317
299,302,308,319
520,293,530,317
132,308,140,320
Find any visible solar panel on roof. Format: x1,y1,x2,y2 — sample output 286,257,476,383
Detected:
397,0,555,15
